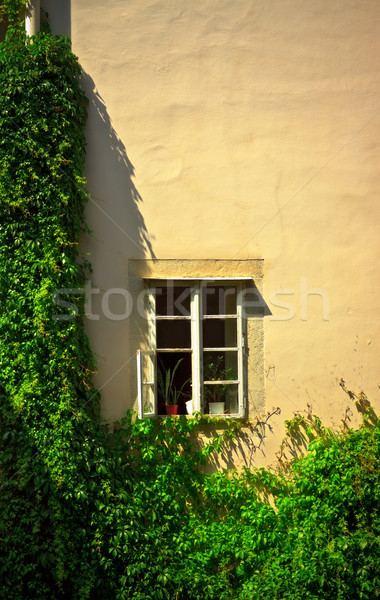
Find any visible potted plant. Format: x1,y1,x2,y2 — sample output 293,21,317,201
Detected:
157,358,190,415
204,355,236,415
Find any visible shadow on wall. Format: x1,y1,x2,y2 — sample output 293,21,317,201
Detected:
80,71,155,260
77,73,154,421
201,408,281,472
41,0,71,38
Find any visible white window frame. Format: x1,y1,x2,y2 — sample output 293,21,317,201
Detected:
138,278,248,418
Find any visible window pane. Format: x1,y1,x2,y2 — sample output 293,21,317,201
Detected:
202,285,237,315
203,351,238,382
139,351,156,416
204,383,239,415
157,352,192,415
155,286,191,316
141,351,155,383
142,384,155,414
157,319,191,349
203,318,237,348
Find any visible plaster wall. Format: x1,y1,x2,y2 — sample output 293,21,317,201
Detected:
71,0,380,467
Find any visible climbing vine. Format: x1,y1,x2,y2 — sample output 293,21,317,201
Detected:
0,0,25,27
0,5,118,597
0,4,379,600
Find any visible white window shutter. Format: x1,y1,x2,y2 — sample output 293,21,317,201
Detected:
137,349,157,418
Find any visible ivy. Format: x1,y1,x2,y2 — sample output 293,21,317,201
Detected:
0,4,379,600
0,0,25,31
0,7,123,599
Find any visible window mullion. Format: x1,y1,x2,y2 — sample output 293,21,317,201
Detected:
137,349,143,418
191,285,201,412
237,284,245,416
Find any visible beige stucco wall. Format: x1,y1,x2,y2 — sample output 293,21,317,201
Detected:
71,0,380,468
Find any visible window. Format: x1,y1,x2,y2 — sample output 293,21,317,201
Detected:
137,279,248,418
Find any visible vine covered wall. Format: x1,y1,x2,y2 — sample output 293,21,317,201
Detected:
0,4,122,596
0,4,379,599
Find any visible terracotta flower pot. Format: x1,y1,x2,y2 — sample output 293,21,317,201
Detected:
166,404,178,415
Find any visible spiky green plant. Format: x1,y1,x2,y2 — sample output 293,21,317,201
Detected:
157,358,190,405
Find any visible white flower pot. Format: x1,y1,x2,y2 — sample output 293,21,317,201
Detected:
209,402,225,415
185,400,193,415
